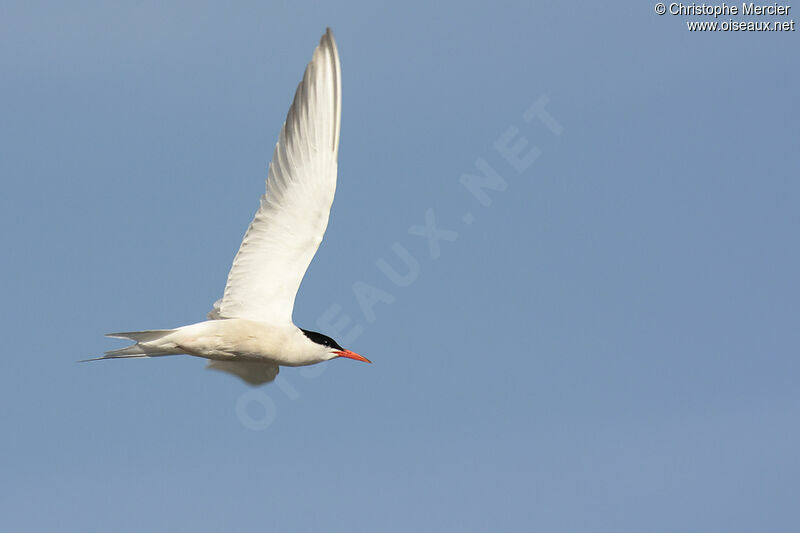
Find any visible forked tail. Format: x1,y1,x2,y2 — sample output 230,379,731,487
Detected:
80,329,178,362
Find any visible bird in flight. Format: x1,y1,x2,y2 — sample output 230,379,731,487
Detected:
85,28,370,385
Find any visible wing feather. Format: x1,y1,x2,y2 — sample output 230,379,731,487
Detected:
206,360,280,386
213,29,341,324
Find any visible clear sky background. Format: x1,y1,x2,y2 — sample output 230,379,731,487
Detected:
2,1,798,531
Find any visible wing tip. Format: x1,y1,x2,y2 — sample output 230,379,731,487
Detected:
323,27,337,51
318,27,341,154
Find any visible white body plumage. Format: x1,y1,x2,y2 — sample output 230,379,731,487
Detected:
87,29,371,385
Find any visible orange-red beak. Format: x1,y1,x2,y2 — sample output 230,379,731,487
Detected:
334,350,372,363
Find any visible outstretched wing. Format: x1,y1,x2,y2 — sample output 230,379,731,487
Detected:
206,360,280,386
212,28,342,324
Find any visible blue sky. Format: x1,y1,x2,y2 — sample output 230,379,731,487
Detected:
2,1,799,531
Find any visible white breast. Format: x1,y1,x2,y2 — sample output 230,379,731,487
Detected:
166,319,326,366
